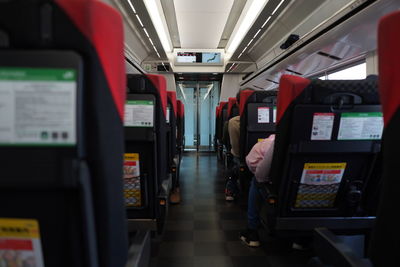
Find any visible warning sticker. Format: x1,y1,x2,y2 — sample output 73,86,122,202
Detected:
311,113,334,140
166,106,170,124
0,218,44,267
273,107,277,123
300,162,346,185
295,162,346,208
257,107,270,123
338,112,383,140
124,100,154,127
123,153,142,207
0,68,77,146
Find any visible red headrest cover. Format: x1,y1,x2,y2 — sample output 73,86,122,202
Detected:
177,100,185,118
146,74,167,116
239,90,255,116
167,91,177,117
378,11,400,127
276,75,311,123
217,101,227,117
227,97,237,117
56,0,126,120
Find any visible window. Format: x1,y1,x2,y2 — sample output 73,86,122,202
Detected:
318,62,366,80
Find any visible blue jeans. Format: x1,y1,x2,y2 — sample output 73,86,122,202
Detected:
248,177,262,230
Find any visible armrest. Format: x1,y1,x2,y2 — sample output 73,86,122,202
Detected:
312,228,373,267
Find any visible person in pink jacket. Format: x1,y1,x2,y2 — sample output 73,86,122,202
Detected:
240,134,275,247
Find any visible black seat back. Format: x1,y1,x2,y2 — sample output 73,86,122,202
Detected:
269,75,382,230
239,90,277,162
125,74,168,231
0,1,128,266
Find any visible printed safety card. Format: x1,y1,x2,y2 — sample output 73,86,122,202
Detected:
0,68,77,145
338,112,383,140
124,100,154,127
310,113,334,140
0,218,44,267
257,107,270,123
123,153,142,207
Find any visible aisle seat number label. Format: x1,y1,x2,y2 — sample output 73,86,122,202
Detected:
166,106,170,124
311,113,334,140
124,100,154,127
257,107,270,123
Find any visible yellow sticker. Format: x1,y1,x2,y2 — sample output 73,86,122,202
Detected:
301,163,346,185
257,138,265,143
124,153,139,161
124,153,141,207
0,218,45,266
303,162,346,170
0,218,40,238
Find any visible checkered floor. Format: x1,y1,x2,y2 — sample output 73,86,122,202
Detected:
150,152,312,267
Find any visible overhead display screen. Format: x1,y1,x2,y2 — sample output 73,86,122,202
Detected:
175,52,223,65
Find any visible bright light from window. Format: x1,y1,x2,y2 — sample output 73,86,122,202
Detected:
327,63,366,80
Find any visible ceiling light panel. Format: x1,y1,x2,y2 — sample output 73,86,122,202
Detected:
143,28,149,37
227,0,269,54
271,0,285,15
143,0,172,52
232,0,290,59
127,0,136,13
136,14,144,27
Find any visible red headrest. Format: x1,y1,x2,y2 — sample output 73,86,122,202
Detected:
276,75,311,123
216,106,220,117
146,74,167,116
239,90,255,116
217,101,227,117
177,100,185,118
378,11,400,127
56,0,125,120
227,97,237,117
167,91,177,117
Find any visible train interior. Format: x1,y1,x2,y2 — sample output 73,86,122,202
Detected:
0,0,400,266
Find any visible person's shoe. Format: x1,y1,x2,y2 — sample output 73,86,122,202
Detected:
240,229,261,247
170,188,181,204
225,178,239,201
225,187,235,201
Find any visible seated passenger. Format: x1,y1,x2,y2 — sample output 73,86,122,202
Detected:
240,134,275,247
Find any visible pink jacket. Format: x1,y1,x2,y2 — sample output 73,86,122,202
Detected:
245,134,275,182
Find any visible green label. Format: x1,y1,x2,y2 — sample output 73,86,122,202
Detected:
341,112,383,118
0,68,76,81
338,112,383,140
126,100,154,105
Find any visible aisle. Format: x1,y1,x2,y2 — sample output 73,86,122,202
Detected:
150,152,311,267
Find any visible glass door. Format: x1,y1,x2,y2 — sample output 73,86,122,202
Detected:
176,81,220,151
